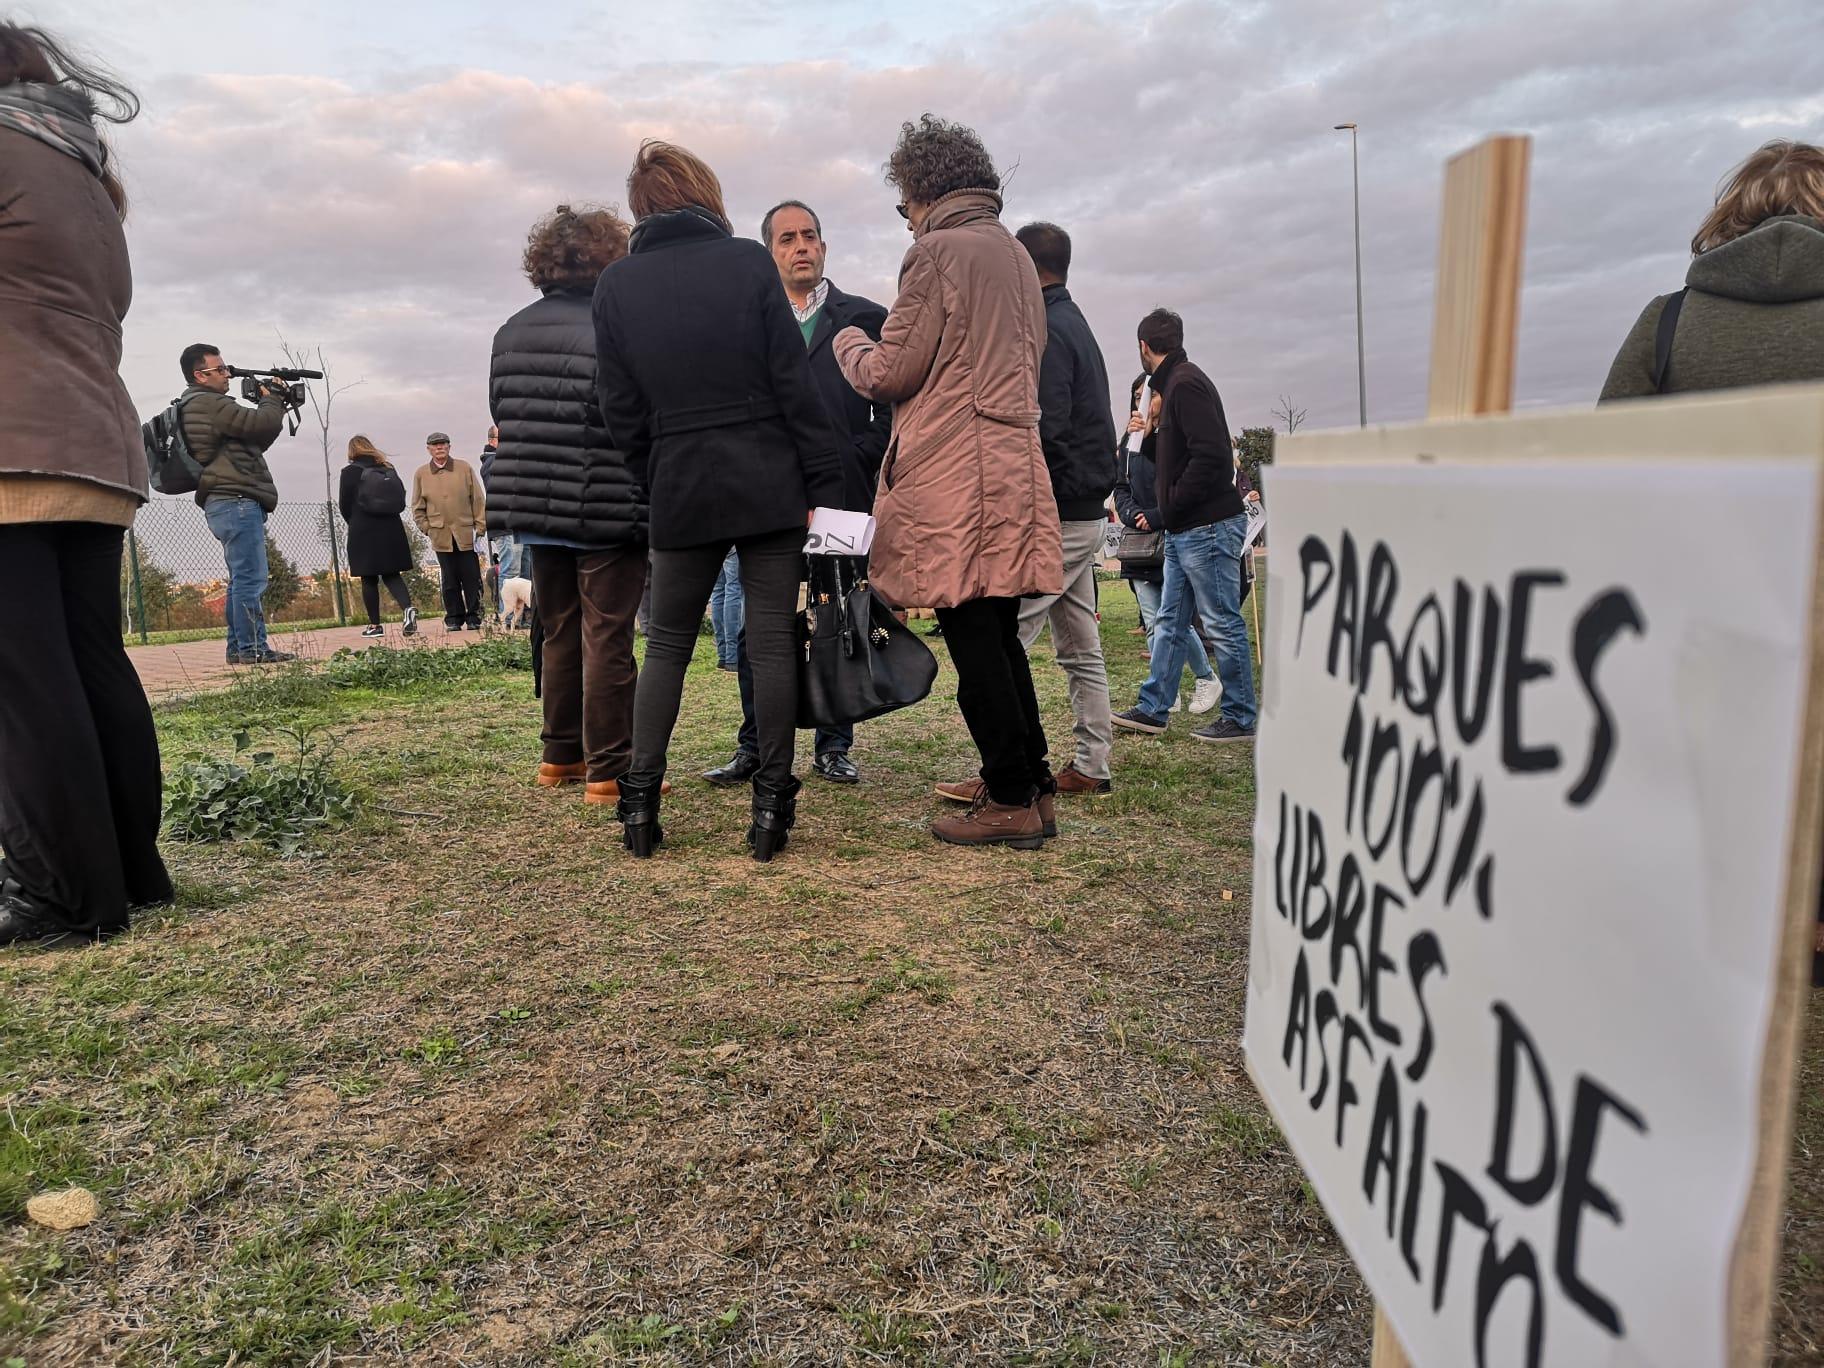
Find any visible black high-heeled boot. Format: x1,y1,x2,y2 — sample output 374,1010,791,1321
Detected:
747,775,801,862
615,773,665,858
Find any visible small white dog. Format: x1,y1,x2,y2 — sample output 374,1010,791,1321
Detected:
499,576,534,627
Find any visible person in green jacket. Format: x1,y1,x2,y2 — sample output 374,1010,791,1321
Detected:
177,341,294,663
1600,140,1824,400
1598,138,1824,989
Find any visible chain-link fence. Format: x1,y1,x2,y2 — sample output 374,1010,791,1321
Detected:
121,499,446,641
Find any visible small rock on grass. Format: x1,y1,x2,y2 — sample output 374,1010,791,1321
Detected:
25,1187,99,1230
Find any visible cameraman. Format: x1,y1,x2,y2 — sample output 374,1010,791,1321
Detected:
177,342,295,664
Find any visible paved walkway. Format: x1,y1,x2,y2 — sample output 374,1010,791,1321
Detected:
128,621,478,699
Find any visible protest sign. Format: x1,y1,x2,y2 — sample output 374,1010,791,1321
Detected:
1243,386,1824,1368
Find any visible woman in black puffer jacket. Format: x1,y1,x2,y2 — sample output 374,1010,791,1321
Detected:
489,205,648,805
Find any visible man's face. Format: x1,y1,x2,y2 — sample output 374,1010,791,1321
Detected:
193,353,231,394
487,425,498,446
1138,341,1160,375
770,206,827,296
428,442,452,465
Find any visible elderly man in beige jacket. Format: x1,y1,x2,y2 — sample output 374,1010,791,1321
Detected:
411,431,487,630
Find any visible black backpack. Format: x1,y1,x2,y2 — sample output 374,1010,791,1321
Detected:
356,463,407,515
142,397,202,495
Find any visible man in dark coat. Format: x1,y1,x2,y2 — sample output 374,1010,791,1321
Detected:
1111,308,1256,742
703,199,893,788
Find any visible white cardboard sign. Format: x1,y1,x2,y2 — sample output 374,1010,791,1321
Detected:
1244,457,1818,1368
805,506,875,557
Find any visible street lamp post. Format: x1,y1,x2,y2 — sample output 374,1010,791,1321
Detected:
1334,122,1367,427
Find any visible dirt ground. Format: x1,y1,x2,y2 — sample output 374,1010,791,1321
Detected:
1,596,1819,1366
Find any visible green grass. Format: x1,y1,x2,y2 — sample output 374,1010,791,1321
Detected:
2,577,1816,1365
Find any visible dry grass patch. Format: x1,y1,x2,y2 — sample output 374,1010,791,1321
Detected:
0,594,1817,1366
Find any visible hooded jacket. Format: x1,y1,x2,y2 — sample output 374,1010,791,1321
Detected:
591,206,846,549
834,189,1063,609
487,286,646,548
1600,214,1824,399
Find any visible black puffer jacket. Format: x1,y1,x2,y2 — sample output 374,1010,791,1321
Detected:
591,206,845,549
487,287,646,547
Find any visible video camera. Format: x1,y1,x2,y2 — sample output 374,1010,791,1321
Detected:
229,365,322,410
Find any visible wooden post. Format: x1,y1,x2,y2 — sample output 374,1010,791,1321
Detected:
1368,131,1533,1368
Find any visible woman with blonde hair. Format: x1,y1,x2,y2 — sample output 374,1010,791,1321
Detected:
338,434,416,637
1601,139,1824,399
1599,138,1824,988
592,141,845,859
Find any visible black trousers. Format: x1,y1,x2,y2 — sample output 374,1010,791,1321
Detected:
360,572,412,625
632,528,803,788
935,595,1051,807
435,548,483,626
0,523,169,934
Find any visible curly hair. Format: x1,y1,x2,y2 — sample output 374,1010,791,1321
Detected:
522,203,631,290
884,114,1000,207
1692,140,1824,254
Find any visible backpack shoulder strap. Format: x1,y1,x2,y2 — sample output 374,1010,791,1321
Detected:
1651,288,1687,393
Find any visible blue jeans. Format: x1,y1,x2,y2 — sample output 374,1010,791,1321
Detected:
495,532,528,582
203,495,270,658
1136,515,1256,727
1131,577,1214,682
708,548,745,668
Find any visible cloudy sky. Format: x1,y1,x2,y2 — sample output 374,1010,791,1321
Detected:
41,0,1824,503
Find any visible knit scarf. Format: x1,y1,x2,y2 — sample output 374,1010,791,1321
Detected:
0,82,104,178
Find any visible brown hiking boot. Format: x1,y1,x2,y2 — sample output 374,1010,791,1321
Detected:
1054,763,1112,796
537,761,587,787
934,776,985,803
932,792,1046,849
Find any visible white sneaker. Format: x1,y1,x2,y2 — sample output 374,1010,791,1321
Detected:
1190,678,1222,715
1172,693,1186,713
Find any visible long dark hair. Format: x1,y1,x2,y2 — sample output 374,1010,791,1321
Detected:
0,23,139,217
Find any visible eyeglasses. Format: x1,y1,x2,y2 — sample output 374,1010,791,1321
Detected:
895,203,909,220
197,366,229,376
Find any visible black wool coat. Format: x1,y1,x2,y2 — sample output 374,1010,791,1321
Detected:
804,281,892,513
486,287,646,548
591,207,846,549
338,457,412,577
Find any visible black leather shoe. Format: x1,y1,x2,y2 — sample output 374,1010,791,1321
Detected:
702,750,761,787
812,751,860,784
0,892,52,947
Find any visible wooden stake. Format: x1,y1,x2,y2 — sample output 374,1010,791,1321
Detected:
1370,131,1534,1368
1425,135,1531,421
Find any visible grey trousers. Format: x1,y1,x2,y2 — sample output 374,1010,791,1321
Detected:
1018,518,1114,781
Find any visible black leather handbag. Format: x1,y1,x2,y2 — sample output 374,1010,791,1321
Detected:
797,558,938,729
